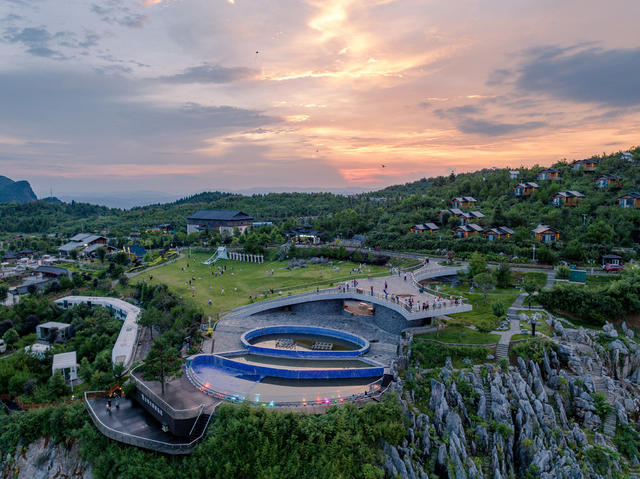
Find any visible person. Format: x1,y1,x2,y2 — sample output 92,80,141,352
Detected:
404,274,407,281
115,397,120,409
530,317,537,337
106,398,112,413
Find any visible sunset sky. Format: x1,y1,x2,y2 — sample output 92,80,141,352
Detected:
1,0,639,197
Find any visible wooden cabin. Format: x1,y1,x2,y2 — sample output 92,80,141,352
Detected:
532,224,561,243
617,192,640,209
552,191,584,207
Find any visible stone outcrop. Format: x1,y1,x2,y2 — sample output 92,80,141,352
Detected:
2,437,92,479
391,325,640,479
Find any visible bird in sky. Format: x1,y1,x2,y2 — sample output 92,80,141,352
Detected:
381,164,386,168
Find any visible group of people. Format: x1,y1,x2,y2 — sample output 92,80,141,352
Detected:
105,394,120,414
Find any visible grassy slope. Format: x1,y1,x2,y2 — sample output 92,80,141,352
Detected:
436,283,520,324
417,324,500,344
142,252,389,317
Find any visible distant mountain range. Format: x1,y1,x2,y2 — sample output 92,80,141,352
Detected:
0,176,37,203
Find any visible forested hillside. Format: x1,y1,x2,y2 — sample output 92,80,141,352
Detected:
1,148,638,264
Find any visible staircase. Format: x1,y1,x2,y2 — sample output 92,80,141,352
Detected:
482,380,495,477
496,343,509,360
593,375,617,437
603,412,617,437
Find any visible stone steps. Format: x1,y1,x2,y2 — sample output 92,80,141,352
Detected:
496,343,509,360
482,382,494,477
603,412,617,437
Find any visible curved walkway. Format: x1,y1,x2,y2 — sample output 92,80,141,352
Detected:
223,286,471,323
55,296,141,369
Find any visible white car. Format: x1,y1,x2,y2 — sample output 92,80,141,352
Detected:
0,339,6,354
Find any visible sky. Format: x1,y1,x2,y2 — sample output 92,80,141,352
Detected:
0,0,639,198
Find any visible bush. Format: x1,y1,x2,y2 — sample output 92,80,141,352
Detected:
556,265,570,280
615,424,640,460
412,341,489,368
592,392,613,419
511,338,556,363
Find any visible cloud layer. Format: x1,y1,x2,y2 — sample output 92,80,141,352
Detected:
0,0,638,196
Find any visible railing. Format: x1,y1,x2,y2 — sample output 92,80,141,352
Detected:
225,285,468,320
129,365,204,420
84,391,217,455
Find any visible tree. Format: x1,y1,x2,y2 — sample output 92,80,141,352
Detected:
493,260,512,288
142,336,183,395
491,301,506,319
139,307,163,339
0,284,7,303
447,250,455,264
523,280,538,309
468,252,487,278
48,370,70,398
2,328,19,349
585,221,615,245
96,246,107,263
118,275,129,287
474,273,496,304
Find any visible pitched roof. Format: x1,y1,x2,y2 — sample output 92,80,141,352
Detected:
597,174,622,180
424,223,439,230
499,226,514,235
618,192,640,199
572,158,599,165
453,196,477,203
553,191,584,198
456,224,483,232
186,210,253,221
469,211,485,218
70,233,92,241
514,182,539,189
35,265,71,276
532,224,560,234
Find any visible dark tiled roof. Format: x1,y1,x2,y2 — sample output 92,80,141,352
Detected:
35,265,71,276
186,210,253,221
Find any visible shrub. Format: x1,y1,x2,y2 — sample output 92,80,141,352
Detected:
592,392,613,420
412,341,489,368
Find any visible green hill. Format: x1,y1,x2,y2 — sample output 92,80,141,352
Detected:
0,176,37,203
0,147,638,265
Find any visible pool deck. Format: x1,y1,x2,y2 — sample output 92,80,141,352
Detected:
213,312,400,368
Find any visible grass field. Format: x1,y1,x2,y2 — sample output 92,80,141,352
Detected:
416,324,500,345
434,283,520,326
140,252,390,317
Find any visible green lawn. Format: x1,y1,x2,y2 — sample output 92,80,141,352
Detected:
141,252,389,317
435,283,520,326
515,271,548,289
586,274,619,288
517,311,553,336
416,324,500,345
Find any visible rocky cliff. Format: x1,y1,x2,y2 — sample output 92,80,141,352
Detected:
1,437,92,479
387,323,640,479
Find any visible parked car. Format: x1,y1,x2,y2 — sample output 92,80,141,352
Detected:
0,339,6,354
603,263,624,272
